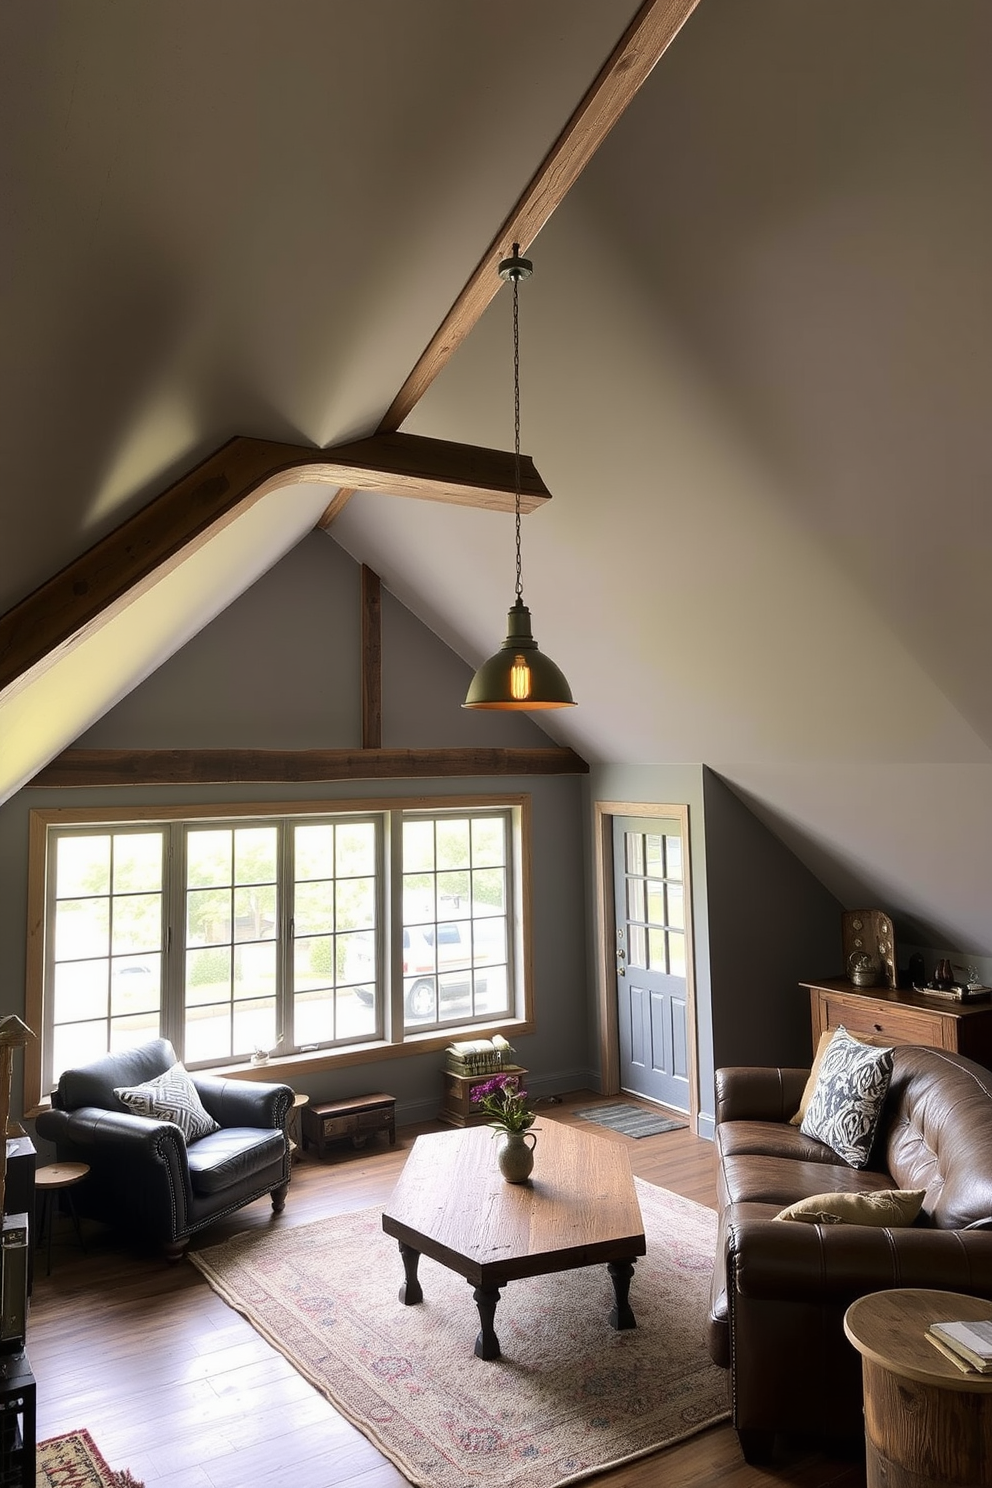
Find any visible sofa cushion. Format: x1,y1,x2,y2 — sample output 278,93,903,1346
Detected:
718,1151,896,1210
115,1061,221,1143
800,1028,893,1168
186,1127,287,1196
774,1188,926,1226
717,1119,852,1165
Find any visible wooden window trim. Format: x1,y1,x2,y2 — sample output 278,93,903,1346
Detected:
25,793,534,1115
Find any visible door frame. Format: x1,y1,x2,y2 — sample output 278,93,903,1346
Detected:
592,801,700,1134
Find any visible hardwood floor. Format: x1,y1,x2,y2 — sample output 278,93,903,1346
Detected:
24,1093,866,1488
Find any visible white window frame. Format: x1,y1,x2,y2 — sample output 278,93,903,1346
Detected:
24,794,534,1114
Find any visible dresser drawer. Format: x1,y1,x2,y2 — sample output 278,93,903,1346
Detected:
820,993,947,1048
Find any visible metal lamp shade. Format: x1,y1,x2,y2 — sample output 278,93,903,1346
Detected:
463,598,575,710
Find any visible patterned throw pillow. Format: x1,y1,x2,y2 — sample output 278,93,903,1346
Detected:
799,1027,894,1168
115,1061,220,1143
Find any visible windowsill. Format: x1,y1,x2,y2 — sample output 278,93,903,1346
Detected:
220,1016,534,1085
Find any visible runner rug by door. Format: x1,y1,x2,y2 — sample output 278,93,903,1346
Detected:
37,1429,145,1487
573,1103,688,1138
190,1179,728,1488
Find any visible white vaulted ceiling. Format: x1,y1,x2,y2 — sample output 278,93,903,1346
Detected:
3,1,992,949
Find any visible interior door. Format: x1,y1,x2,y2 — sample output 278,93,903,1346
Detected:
613,815,690,1112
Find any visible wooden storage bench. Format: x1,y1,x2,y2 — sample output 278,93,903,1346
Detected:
301,1094,396,1159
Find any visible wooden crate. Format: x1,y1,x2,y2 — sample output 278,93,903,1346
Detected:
438,1066,528,1128
301,1093,396,1159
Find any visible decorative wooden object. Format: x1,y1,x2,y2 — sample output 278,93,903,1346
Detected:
844,1288,992,1488
381,1122,645,1360
801,979,992,1066
0,1017,32,1221
841,909,897,989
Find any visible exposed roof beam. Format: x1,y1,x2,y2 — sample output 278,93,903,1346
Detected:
0,433,549,707
27,746,589,788
318,0,703,529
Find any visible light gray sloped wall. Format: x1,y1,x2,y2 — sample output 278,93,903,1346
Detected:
1,532,591,1130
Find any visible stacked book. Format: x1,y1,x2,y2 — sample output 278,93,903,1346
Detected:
926,1318,992,1374
444,1036,513,1077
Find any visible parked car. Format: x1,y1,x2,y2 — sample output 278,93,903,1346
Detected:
348,920,502,1018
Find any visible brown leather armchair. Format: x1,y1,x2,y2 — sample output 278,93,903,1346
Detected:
35,1039,292,1258
708,1046,992,1461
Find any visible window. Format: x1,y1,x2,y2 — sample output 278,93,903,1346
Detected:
29,798,528,1101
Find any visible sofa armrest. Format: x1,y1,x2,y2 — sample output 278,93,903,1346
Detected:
192,1074,292,1131
729,1217,992,1303
715,1067,810,1126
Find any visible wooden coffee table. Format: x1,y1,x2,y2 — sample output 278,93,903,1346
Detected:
381,1121,646,1359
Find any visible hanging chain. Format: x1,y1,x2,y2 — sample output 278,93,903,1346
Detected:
512,260,523,601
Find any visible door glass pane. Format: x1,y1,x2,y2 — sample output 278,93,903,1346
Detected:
113,834,162,894
645,834,663,872
668,930,686,977
234,826,277,885
648,927,666,971
646,880,665,925
667,883,685,930
626,879,645,924
665,835,683,880
628,924,647,969
625,832,644,875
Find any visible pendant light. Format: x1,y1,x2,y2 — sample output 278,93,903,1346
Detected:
463,246,575,710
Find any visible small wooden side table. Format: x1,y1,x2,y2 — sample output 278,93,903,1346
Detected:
844,1287,992,1487
34,1163,89,1276
287,1091,308,1161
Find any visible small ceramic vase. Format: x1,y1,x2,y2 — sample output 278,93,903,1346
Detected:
497,1129,537,1184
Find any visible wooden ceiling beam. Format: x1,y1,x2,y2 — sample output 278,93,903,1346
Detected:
0,432,549,705
318,0,703,530
27,746,589,789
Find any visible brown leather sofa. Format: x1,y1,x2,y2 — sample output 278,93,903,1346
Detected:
707,1044,992,1462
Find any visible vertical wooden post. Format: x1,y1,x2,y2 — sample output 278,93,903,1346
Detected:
361,564,382,750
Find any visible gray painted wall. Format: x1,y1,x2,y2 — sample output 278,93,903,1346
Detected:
2,534,591,1130
702,768,842,1072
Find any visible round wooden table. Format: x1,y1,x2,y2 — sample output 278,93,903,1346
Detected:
844,1288,992,1487
34,1162,89,1275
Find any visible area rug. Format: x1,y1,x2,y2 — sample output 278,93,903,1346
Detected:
37,1429,145,1487
190,1179,728,1488
573,1103,687,1138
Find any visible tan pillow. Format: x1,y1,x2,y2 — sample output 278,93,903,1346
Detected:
774,1189,926,1226
789,1025,889,1125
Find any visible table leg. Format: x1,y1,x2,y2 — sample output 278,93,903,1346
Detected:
473,1284,504,1359
397,1243,423,1305
607,1258,637,1329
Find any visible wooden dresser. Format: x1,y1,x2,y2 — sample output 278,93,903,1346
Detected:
801,978,992,1069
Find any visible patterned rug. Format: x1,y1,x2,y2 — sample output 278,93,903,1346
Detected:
573,1103,688,1138
190,1179,728,1488
37,1429,145,1487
